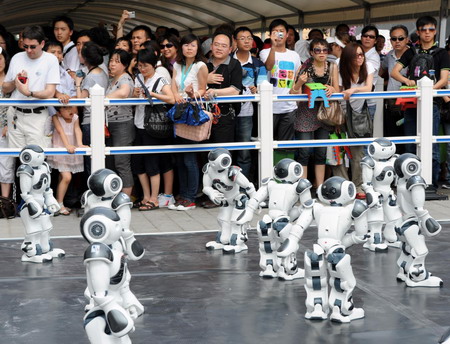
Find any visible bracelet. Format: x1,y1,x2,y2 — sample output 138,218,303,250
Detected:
30,91,33,97
291,86,300,93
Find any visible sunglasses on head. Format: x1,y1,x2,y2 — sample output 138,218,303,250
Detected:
362,34,376,39
23,44,37,50
419,27,436,32
160,43,174,49
390,36,406,42
313,48,329,54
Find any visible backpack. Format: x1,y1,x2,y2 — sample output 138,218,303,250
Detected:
407,46,443,81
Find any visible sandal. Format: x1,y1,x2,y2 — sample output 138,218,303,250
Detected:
138,201,159,211
58,206,71,216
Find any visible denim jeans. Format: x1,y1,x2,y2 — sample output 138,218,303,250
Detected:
404,103,440,187
442,121,450,183
175,152,199,203
235,116,253,178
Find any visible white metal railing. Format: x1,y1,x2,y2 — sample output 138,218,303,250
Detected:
0,77,444,185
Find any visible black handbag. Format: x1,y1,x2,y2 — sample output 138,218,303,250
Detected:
135,74,173,139
0,196,16,219
345,100,373,138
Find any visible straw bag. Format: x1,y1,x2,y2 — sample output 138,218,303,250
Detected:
175,110,213,142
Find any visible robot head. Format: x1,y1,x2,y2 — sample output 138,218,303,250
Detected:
80,207,122,245
368,138,396,160
87,169,123,198
19,144,45,167
273,159,303,183
208,148,232,170
317,176,356,205
394,153,421,179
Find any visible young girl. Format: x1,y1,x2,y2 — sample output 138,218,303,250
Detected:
48,106,86,215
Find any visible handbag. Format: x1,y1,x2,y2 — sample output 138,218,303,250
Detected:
0,196,16,219
317,101,345,126
136,74,173,139
345,100,373,138
166,95,211,126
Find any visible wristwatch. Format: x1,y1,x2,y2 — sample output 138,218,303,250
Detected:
30,91,33,97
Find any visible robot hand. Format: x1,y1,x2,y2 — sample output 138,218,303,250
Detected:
418,211,442,237
122,230,145,260
277,236,299,258
47,202,61,214
210,190,226,205
26,199,43,218
44,190,60,214
236,208,254,226
365,190,382,208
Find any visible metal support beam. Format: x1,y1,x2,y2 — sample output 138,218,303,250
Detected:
439,0,448,48
364,2,371,26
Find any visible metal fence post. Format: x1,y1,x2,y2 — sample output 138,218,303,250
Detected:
258,81,274,184
417,77,433,184
89,84,106,172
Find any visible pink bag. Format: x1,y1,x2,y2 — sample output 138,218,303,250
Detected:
175,110,213,142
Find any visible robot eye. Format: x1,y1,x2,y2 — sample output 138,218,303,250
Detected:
368,145,375,155
110,178,121,192
348,184,355,197
22,152,32,163
221,157,230,168
294,165,301,176
89,221,106,239
407,162,419,174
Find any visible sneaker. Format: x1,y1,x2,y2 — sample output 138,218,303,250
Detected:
158,193,175,208
442,183,450,189
168,198,184,210
177,199,196,211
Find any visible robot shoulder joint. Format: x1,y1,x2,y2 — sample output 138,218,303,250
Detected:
406,175,426,190
84,242,113,263
303,199,315,209
296,178,312,194
202,163,209,174
16,164,34,177
111,192,132,210
361,156,375,168
228,166,241,181
261,177,272,185
352,199,368,218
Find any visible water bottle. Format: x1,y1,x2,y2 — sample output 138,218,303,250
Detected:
429,69,436,84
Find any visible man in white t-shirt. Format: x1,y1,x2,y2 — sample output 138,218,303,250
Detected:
361,25,381,117
260,19,301,141
3,25,60,148
53,15,80,77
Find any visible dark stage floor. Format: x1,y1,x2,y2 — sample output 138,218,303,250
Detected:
1,225,450,344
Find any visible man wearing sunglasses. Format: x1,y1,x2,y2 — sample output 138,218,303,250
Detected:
2,25,60,149
380,25,410,146
392,16,450,189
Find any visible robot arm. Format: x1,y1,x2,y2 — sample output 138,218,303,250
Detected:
297,178,313,205
343,200,369,248
235,180,269,225
122,230,145,260
202,166,226,205
18,166,43,218
235,172,256,198
361,157,381,207
43,187,60,214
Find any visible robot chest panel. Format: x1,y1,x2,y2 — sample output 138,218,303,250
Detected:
373,163,395,185
212,178,234,193
31,170,50,192
109,250,126,284
316,207,351,239
268,184,297,209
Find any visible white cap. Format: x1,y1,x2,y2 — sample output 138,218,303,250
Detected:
326,36,345,48
201,38,212,56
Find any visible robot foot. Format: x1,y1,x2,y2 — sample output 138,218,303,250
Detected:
363,241,388,252
21,253,53,264
206,241,225,250
330,306,364,323
46,248,65,258
439,327,450,344
259,265,278,279
305,304,328,320
223,244,248,254
387,240,402,249
405,275,443,288
277,266,305,281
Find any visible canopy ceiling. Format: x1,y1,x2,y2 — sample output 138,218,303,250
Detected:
0,0,446,35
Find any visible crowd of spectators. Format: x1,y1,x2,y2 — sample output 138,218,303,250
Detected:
0,13,449,215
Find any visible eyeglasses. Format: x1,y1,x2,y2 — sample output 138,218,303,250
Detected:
390,36,406,42
313,48,329,54
23,44,37,50
160,43,174,49
356,53,365,59
237,36,253,42
213,42,229,49
362,34,376,39
419,27,436,32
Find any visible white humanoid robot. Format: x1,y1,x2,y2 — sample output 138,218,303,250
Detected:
16,144,65,263
393,153,442,288
82,169,145,315
278,176,369,323
236,158,312,280
361,138,402,252
81,207,139,344
203,148,256,253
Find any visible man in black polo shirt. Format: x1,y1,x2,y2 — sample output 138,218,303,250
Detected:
391,15,450,188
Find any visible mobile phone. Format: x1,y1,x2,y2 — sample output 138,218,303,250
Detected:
18,76,27,84
75,70,85,78
128,11,136,19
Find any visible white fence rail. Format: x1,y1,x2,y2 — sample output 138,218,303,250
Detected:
0,77,447,185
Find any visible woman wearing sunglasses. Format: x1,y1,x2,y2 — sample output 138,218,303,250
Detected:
290,38,339,189
158,34,180,77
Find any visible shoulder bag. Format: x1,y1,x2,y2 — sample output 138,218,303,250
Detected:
345,100,373,138
317,63,345,126
0,196,16,219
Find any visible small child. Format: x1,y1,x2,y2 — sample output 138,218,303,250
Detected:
47,106,86,215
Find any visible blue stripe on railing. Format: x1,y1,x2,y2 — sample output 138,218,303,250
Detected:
277,138,418,149
109,144,259,154
0,99,88,105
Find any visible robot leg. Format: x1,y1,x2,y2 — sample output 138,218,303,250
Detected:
256,215,279,278
120,271,144,319
84,309,132,344
327,246,364,323
40,215,65,258
383,198,402,248
363,206,388,252
277,223,304,281
304,244,329,320
396,240,411,282
20,210,53,263
400,221,442,287
223,206,248,254
206,207,230,250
